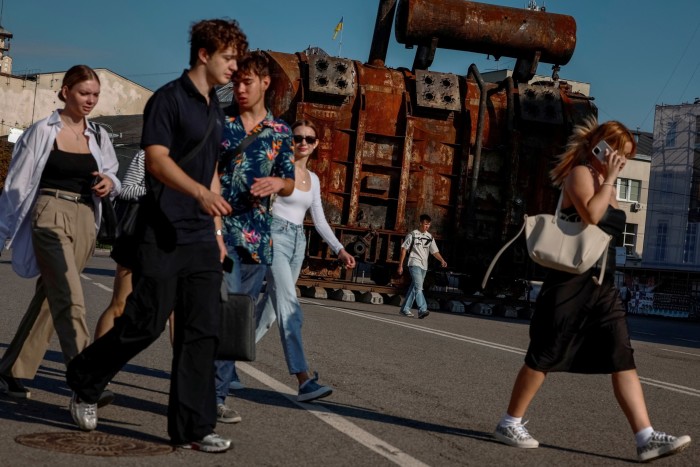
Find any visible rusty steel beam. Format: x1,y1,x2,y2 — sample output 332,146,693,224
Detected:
368,0,400,66
395,0,576,65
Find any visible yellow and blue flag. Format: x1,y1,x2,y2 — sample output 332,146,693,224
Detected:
332,17,343,40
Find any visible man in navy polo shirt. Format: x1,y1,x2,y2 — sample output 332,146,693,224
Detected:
66,19,247,453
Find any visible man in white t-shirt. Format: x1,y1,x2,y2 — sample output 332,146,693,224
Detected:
397,214,447,319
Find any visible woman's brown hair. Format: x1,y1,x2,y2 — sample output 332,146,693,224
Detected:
291,119,318,136
58,65,100,102
550,117,637,187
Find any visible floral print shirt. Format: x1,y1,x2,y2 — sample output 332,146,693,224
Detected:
219,109,295,264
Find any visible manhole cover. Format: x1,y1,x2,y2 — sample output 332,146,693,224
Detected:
15,432,174,457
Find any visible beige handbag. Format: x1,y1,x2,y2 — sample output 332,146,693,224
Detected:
482,192,612,289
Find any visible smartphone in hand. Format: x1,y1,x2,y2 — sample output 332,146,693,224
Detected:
591,140,613,162
223,255,234,273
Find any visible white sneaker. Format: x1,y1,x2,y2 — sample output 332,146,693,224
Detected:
637,431,691,462
216,403,242,424
179,433,231,453
493,421,539,448
69,393,97,431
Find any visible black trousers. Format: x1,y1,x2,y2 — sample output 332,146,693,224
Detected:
67,242,222,444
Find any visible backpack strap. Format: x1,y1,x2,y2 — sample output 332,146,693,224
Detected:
88,121,102,147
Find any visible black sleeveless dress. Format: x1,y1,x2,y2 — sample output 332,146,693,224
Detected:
525,205,635,374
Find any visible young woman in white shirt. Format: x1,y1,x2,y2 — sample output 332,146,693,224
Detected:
0,65,120,400
255,119,355,402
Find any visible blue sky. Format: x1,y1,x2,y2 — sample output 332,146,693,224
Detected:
2,0,699,133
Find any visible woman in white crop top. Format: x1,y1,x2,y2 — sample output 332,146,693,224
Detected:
256,119,355,402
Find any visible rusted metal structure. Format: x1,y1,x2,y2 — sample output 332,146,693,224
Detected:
260,0,595,294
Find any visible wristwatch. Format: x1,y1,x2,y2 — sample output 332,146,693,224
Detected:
215,229,223,236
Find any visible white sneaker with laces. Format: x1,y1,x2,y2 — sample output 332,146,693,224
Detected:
493,421,539,448
216,403,242,424
637,431,691,462
69,393,97,431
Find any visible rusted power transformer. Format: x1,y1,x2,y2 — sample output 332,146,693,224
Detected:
261,0,595,294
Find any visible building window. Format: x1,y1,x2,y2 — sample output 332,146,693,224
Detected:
654,221,668,262
684,223,698,264
696,116,700,149
620,223,637,257
665,120,677,147
617,178,641,202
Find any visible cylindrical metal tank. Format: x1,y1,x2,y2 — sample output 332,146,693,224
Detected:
395,0,576,65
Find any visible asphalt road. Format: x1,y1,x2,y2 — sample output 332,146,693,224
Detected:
1,251,699,466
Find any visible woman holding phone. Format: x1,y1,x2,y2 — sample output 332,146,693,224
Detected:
492,119,691,462
0,65,120,402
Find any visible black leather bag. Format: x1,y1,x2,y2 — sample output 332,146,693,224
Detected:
96,196,118,244
114,199,141,238
217,287,256,361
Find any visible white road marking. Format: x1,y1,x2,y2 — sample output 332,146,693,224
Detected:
81,275,429,465
660,348,700,357
80,275,700,462
300,298,700,399
239,363,430,467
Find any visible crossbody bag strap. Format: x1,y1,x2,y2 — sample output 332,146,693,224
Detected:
481,217,527,290
218,129,265,173
178,108,218,169
151,108,218,202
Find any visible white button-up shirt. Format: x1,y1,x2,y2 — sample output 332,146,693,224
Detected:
0,110,121,278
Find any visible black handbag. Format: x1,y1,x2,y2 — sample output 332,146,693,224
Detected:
217,284,256,362
113,199,140,238
107,108,220,244
97,196,118,244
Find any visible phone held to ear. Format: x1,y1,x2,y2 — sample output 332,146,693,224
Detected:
591,140,613,161
223,255,234,273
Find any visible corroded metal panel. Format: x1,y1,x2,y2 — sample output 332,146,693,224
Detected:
415,70,461,111
308,55,356,96
517,82,563,124
266,51,302,122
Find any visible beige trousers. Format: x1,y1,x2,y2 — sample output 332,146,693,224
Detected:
0,193,95,379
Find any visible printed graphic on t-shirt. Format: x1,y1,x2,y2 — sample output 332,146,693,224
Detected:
402,230,439,270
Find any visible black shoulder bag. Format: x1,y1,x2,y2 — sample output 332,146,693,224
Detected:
92,123,120,245
109,110,219,244
216,128,268,362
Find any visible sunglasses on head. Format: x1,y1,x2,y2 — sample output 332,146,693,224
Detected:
293,135,317,144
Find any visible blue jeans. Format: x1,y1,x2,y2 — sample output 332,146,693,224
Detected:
214,245,267,405
256,216,308,375
401,266,428,313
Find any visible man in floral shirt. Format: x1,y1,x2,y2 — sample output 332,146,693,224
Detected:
215,51,295,423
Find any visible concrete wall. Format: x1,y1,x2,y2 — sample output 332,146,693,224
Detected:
0,68,152,136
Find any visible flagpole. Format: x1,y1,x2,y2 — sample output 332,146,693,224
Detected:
338,25,343,57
